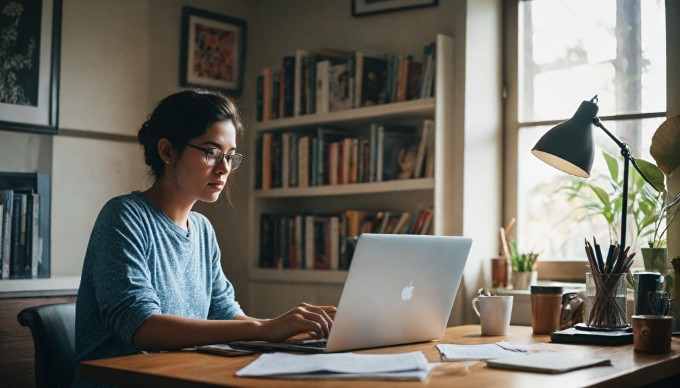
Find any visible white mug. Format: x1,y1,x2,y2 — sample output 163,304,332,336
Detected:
472,296,513,336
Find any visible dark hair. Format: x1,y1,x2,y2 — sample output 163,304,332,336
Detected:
137,89,244,180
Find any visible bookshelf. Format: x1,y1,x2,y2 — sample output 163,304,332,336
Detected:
247,35,459,314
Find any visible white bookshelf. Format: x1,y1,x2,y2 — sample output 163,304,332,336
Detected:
246,35,459,313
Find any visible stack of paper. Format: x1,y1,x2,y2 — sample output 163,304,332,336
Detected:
436,342,529,361
235,351,435,381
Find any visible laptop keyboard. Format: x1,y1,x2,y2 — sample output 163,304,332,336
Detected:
285,339,328,349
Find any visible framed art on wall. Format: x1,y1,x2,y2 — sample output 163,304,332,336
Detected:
352,0,438,17
180,7,247,95
0,0,62,134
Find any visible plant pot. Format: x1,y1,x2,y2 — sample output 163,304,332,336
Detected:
512,271,537,290
641,247,668,274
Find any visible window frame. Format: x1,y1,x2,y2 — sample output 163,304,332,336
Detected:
502,0,671,280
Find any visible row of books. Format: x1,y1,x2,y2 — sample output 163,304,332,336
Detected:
259,208,434,271
256,42,437,121
0,189,42,279
255,119,434,190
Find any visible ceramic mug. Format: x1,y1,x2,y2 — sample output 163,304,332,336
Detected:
632,315,672,353
472,296,513,336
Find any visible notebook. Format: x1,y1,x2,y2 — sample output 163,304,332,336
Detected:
231,233,472,353
486,353,611,374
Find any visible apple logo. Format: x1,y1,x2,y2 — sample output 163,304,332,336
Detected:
401,281,414,301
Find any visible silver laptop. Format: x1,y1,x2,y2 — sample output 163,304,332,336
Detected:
231,233,472,353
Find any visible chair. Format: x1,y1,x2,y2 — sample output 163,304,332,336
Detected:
17,303,76,388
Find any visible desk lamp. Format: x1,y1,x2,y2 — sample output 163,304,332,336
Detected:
531,96,655,263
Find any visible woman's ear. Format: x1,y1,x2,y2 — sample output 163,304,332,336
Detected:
157,138,175,164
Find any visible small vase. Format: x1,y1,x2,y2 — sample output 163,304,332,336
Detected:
512,270,537,290
641,247,668,274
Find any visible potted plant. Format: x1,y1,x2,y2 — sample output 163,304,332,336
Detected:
643,115,680,272
508,239,539,289
561,150,679,273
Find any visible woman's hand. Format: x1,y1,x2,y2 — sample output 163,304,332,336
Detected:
258,303,337,342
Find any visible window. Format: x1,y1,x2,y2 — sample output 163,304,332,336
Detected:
505,0,667,260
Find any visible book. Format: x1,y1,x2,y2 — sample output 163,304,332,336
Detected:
281,133,290,189
486,353,611,374
1,190,11,279
255,75,264,121
329,63,351,112
377,125,418,182
356,53,387,107
282,56,295,117
0,172,51,278
294,49,310,116
262,67,273,121
298,136,310,188
315,59,331,114
9,193,23,278
414,119,434,178
304,215,315,270
261,133,273,190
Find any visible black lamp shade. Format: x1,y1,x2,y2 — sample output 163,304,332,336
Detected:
531,100,599,178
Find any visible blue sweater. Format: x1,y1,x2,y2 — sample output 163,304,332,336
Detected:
74,192,243,386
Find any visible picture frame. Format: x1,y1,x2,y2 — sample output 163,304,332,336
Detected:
352,0,438,17
0,0,62,134
180,7,247,95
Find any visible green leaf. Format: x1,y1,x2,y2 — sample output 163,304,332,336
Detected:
603,151,619,182
635,158,665,193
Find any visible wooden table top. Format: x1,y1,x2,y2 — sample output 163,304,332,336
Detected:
79,325,680,387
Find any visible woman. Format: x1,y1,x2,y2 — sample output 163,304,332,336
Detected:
74,90,335,385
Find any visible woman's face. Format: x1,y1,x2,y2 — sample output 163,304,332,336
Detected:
172,119,238,204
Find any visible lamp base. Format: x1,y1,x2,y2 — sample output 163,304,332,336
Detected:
574,322,632,332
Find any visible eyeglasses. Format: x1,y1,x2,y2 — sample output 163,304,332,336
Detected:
184,143,245,170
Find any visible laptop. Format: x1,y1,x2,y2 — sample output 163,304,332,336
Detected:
231,233,472,353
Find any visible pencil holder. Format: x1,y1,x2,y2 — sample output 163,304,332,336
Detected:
584,272,628,329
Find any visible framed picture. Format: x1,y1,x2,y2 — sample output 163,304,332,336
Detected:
180,7,247,95
352,0,438,17
0,0,61,134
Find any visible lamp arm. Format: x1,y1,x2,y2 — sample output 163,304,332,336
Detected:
593,118,658,190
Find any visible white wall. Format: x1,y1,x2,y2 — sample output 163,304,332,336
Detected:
2,0,503,325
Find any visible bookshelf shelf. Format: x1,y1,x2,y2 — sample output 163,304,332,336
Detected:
254,178,434,198
0,275,80,296
252,98,435,132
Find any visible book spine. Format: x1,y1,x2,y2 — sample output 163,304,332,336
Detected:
283,56,295,117
1,190,13,279
298,136,309,188
305,215,315,270
262,67,273,121
256,75,263,121
10,194,22,278
281,133,290,189
330,216,340,270
31,193,40,278
262,133,272,190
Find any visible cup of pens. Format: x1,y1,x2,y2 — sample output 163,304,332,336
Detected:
583,237,635,329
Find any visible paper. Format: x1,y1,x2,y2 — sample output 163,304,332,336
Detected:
436,342,528,361
486,353,611,374
236,351,432,380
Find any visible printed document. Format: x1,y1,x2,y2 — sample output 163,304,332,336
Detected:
235,351,434,380
437,342,528,361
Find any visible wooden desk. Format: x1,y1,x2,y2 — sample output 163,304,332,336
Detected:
80,325,680,387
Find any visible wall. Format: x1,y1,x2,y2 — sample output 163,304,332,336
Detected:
240,0,502,323
1,0,501,325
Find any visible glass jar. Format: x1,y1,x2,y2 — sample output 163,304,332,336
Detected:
584,272,628,328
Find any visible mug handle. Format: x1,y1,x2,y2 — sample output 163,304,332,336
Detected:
472,297,481,318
